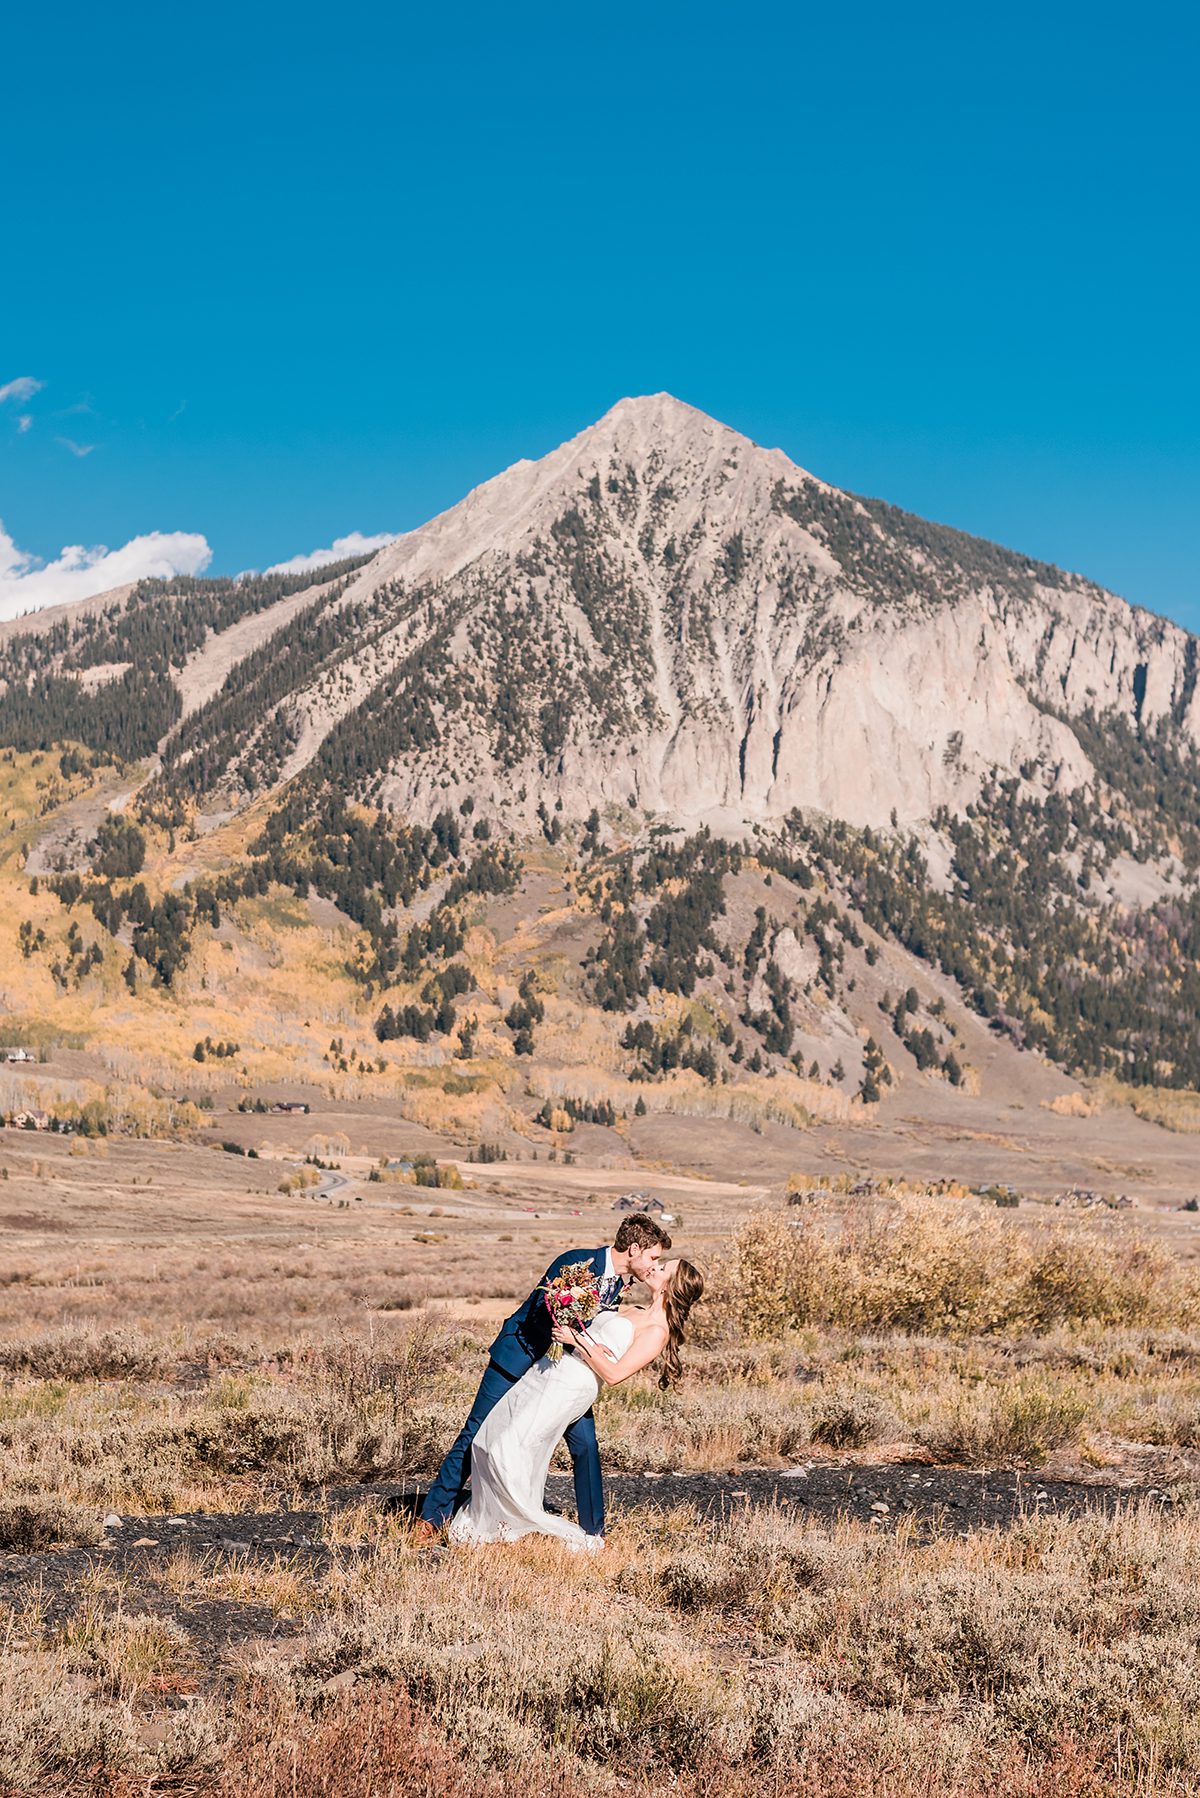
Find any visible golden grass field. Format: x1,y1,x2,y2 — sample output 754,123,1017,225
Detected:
3,1117,1200,1797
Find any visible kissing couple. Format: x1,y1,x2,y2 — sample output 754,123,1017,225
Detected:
417,1214,704,1552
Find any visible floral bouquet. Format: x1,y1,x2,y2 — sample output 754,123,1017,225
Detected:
542,1260,602,1362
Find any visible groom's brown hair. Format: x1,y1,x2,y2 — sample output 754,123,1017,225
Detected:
613,1213,672,1252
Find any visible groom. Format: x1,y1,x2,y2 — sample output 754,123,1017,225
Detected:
417,1212,672,1539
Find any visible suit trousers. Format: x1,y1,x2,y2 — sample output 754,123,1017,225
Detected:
420,1356,606,1535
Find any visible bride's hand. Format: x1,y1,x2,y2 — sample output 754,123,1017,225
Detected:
550,1321,579,1346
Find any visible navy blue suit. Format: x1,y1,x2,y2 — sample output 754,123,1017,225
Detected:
420,1246,620,1533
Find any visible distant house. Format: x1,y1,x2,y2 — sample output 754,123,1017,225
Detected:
612,1191,669,1216
10,1109,50,1131
270,1101,311,1115
1,1047,36,1064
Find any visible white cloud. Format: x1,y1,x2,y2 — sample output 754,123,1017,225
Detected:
16,416,32,434
0,520,212,623
57,436,96,457
266,529,396,575
0,376,43,407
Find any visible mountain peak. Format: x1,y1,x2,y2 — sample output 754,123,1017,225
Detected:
577,391,775,468
589,390,722,435
362,393,750,593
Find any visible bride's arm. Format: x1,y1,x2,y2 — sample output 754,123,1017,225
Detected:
555,1321,667,1387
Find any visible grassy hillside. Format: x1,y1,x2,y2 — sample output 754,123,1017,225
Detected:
1,749,1197,1169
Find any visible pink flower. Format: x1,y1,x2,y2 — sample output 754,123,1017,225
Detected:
557,1292,574,1307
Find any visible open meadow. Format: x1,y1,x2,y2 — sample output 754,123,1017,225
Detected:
3,1108,1200,1797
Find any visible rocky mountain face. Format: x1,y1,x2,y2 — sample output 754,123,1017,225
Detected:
3,393,1198,835
336,391,1200,832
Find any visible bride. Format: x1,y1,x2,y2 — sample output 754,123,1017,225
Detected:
448,1256,704,1552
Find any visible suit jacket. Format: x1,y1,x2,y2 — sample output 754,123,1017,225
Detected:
489,1246,622,1378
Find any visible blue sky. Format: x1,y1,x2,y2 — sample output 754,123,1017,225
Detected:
2,0,1197,628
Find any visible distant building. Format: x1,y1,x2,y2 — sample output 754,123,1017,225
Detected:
1056,1186,1135,1211
1,1047,36,1064
270,1101,311,1115
612,1191,669,1216
9,1108,50,1130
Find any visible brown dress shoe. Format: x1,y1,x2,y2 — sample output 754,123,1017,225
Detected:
411,1519,439,1546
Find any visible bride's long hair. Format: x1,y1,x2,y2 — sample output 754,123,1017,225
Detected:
659,1259,705,1389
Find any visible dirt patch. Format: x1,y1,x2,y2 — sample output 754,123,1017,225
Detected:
1,1464,1178,1597
585,1465,1187,1533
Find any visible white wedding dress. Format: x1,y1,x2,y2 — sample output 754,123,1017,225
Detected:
449,1311,634,1553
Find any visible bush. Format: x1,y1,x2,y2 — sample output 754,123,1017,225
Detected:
1119,1394,1200,1448
919,1377,1087,1467
809,1389,898,1449
0,1327,167,1380
278,1166,320,1193
1022,1236,1166,1330
0,1666,141,1788
222,1690,580,1798
723,1206,1200,1340
561,1631,727,1768
0,1499,102,1552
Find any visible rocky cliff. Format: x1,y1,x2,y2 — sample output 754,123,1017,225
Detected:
285,393,1200,830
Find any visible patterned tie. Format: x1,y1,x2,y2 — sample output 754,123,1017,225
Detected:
596,1274,622,1311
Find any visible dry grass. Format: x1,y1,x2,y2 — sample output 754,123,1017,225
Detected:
3,1307,1197,1519
7,1501,1200,1795
210,1684,1169,1798
2,1180,1200,1794
0,1328,168,1382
